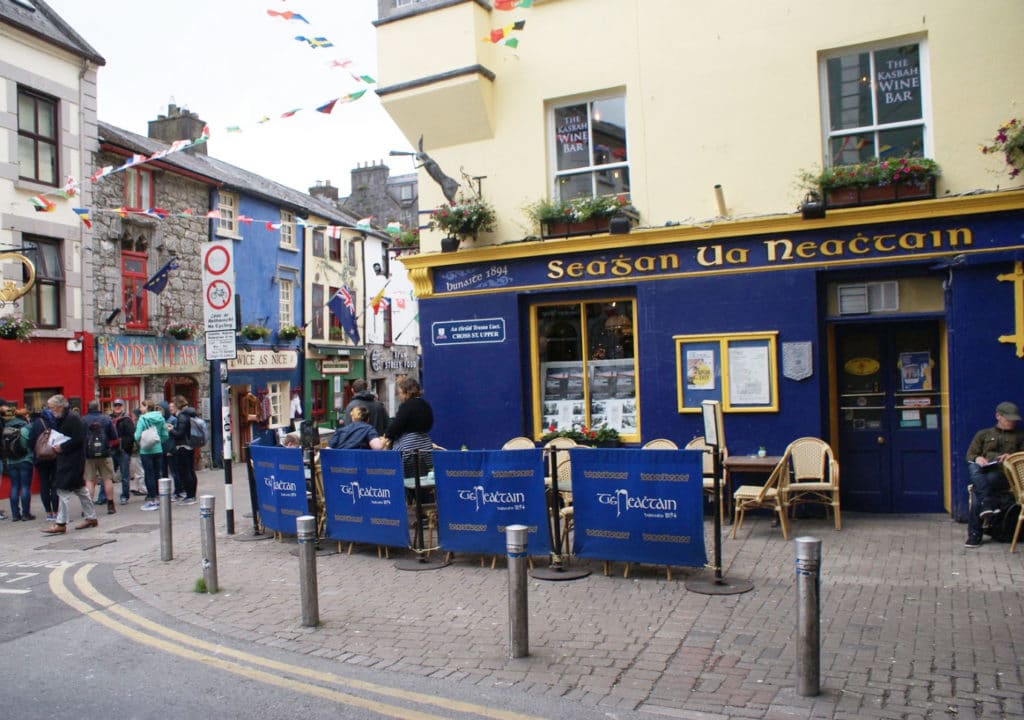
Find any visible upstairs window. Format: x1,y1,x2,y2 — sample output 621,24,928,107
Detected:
312,229,325,258
328,232,342,262
22,236,63,328
823,41,928,165
278,278,293,327
124,168,154,211
17,88,58,185
550,95,629,202
121,251,148,330
217,191,238,236
280,210,295,248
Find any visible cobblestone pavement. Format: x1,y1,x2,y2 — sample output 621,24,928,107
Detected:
6,465,1022,719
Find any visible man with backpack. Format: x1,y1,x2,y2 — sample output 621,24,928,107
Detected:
82,400,118,515
2,406,34,521
170,395,203,505
110,399,135,505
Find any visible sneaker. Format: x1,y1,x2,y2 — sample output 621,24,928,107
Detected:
0,510,7,520
131,490,146,496
23,513,35,521
120,498,129,505
965,537,983,548
180,497,197,506
45,513,57,523
140,500,160,512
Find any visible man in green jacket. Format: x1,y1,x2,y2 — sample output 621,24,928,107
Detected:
965,401,1024,548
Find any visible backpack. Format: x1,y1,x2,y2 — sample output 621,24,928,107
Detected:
115,416,135,454
987,494,1021,543
1,421,28,460
188,416,208,449
85,420,110,459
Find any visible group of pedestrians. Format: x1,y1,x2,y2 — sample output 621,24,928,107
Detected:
1,393,204,531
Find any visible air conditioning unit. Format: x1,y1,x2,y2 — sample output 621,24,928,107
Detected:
837,281,899,315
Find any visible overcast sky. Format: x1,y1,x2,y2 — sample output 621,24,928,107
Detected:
45,0,416,196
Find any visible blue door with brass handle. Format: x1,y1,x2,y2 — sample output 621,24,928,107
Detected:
836,321,944,513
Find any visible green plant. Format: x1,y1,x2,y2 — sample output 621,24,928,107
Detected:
430,195,496,237
239,323,271,341
193,577,207,593
329,325,345,340
0,315,34,342
980,118,1024,179
528,194,634,225
277,324,303,341
592,425,620,444
393,227,420,252
164,321,198,340
540,422,618,445
802,156,940,193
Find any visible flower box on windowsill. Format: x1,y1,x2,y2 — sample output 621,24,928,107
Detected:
825,178,936,209
542,216,612,239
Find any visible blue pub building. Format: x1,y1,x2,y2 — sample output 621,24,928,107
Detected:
402,191,1024,521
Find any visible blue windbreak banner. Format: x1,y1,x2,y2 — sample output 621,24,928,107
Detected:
434,450,552,557
250,445,309,535
570,448,706,567
320,449,409,548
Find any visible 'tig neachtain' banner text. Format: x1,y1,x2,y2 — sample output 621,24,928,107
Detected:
434,450,552,557
571,449,705,567
250,445,309,535
320,448,409,548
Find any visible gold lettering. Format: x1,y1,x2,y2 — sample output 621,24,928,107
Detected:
897,233,923,250
611,256,633,276
848,234,870,254
948,228,972,247
795,241,817,259
696,246,723,267
763,238,793,262
587,259,608,276
874,234,896,252
820,239,843,257
724,248,749,264
634,255,656,272
658,254,680,270
547,260,564,279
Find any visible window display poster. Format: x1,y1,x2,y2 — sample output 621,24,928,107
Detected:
542,362,584,401
686,349,715,390
899,351,932,391
728,345,770,405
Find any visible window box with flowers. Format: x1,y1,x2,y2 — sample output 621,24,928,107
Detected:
239,323,271,341
980,117,1024,179
0,316,34,342
164,322,199,341
328,326,346,341
276,324,303,342
529,194,638,238
430,195,496,244
803,157,940,209
392,228,420,255
540,423,620,447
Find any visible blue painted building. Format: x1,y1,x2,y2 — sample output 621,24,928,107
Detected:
402,193,1024,519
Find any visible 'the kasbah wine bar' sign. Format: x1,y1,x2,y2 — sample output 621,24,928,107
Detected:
97,335,206,376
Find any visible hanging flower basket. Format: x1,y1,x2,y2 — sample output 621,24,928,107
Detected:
277,324,302,342
239,323,271,341
164,322,198,340
0,316,34,342
430,195,496,239
980,117,1024,179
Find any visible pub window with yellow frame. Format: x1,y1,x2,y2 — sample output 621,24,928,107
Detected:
531,299,639,441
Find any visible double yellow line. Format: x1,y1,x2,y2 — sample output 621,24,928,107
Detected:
50,564,540,720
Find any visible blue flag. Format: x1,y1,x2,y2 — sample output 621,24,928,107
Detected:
141,258,179,295
327,285,360,344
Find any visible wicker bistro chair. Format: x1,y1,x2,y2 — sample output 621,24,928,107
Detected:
502,436,536,450
783,437,841,530
682,437,728,524
641,438,678,450
731,454,790,539
1002,452,1024,552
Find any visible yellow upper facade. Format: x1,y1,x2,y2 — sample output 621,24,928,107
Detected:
375,0,1023,253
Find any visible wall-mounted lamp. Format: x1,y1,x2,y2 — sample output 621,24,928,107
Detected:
608,215,632,235
714,184,728,217
800,191,826,220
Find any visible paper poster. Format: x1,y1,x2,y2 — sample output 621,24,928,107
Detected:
686,349,715,390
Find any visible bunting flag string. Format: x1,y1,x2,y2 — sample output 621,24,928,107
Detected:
494,0,533,9
483,20,526,46
266,9,309,23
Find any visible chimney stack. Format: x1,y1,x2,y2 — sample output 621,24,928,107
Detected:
309,179,339,202
148,103,208,155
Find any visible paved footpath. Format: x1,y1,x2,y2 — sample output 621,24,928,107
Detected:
4,465,1022,719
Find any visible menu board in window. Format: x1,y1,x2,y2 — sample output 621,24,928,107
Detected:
675,332,778,413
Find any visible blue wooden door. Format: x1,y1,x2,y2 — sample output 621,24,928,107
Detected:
836,322,944,513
